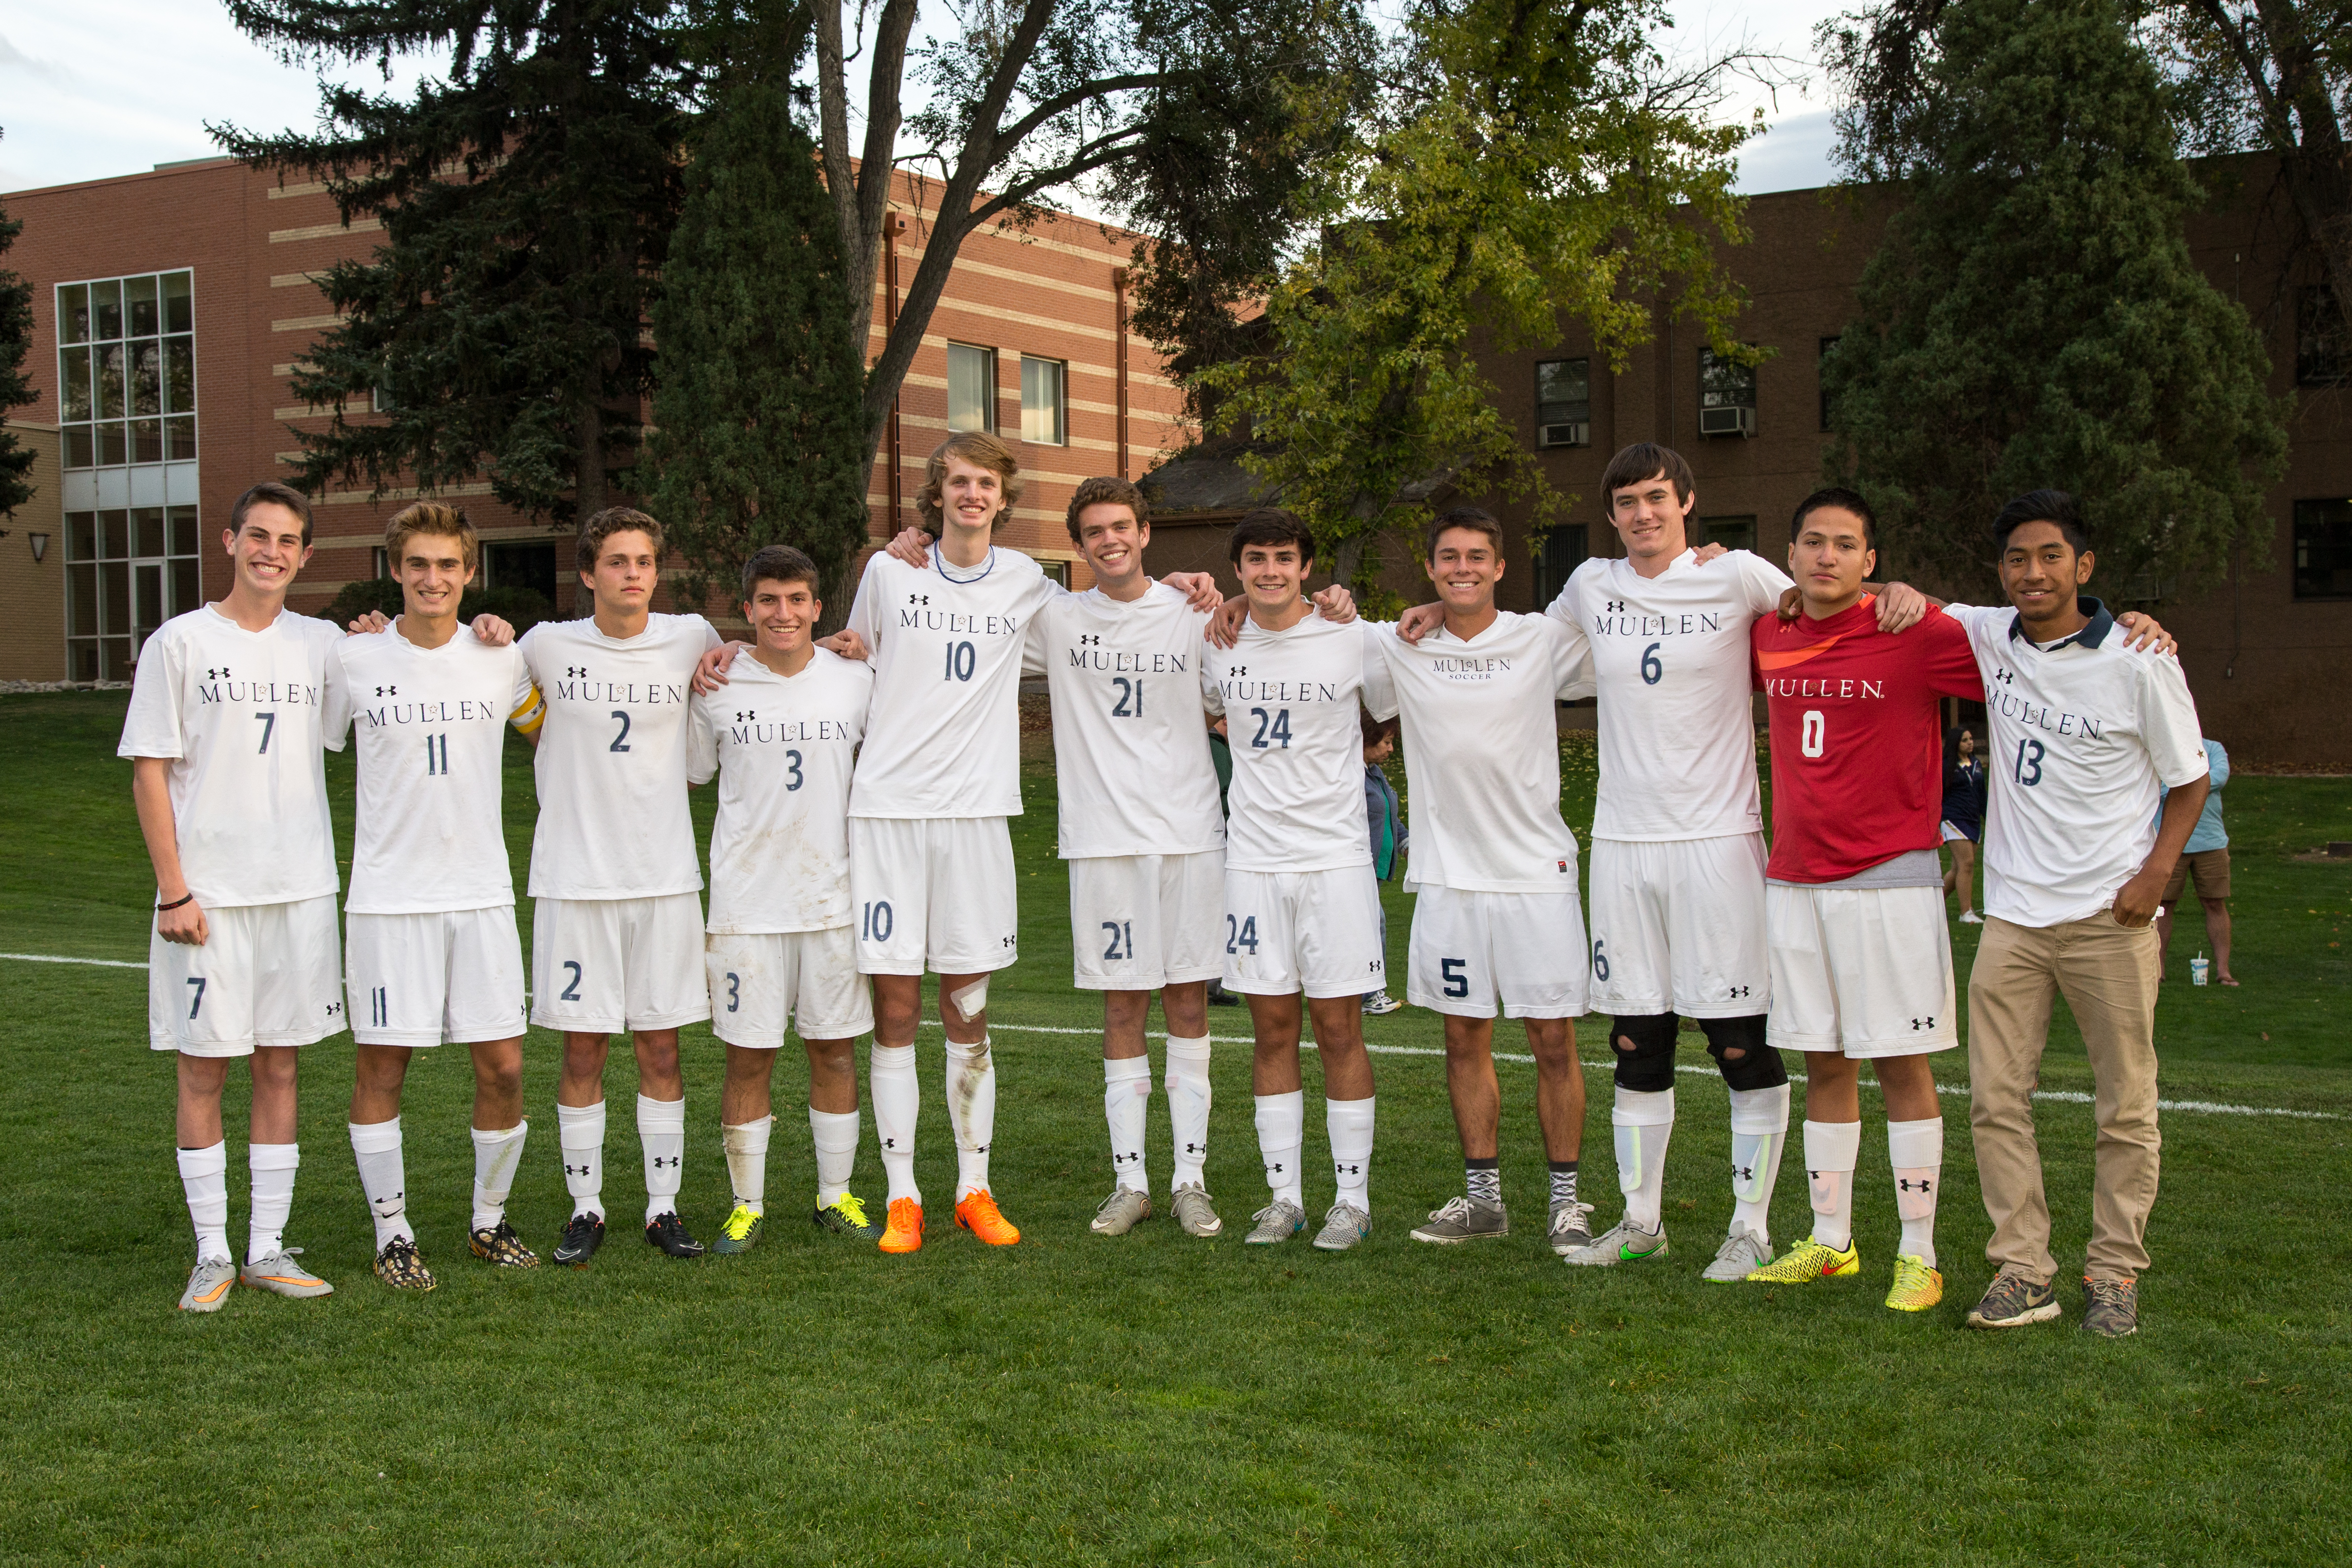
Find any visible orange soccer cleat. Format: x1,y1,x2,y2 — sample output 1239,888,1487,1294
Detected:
954,1189,1022,1246
879,1197,924,1254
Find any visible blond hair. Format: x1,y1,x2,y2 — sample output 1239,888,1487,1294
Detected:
383,501,478,573
916,433,1023,531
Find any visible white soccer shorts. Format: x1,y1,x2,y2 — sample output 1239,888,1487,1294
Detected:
1068,849,1226,991
147,893,344,1057
529,892,711,1034
1765,882,1959,1058
346,906,527,1047
1405,886,1590,1020
1586,834,1771,1019
848,815,1020,977
1221,864,1385,1000
706,925,874,1048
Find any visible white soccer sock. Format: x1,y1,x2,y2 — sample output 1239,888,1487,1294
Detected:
810,1107,860,1208
557,1100,607,1220
870,1043,921,1204
1804,1119,1862,1252
1104,1055,1152,1193
248,1142,300,1264
1254,1090,1305,1209
471,1122,527,1233
945,1037,997,1200
1728,1083,1791,1246
638,1094,686,1224
722,1115,773,1212
177,1141,230,1263
1888,1115,1944,1268
1164,1035,1213,1190
1327,1095,1375,1212
1611,1087,1675,1232
348,1118,412,1251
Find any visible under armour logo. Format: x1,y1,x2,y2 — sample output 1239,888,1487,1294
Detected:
205,666,232,680
1334,1163,1362,1176
566,665,588,679
1185,1142,1206,1155
650,1155,679,1170
324,1002,342,1016
1995,668,2015,684
1079,634,1101,646
734,711,756,723
906,593,929,606
375,684,398,696
1113,1151,1141,1165
1230,666,1247,678
1910,1016,1938,1030
1368,960,1381,971
1727,985,1752,998
565,1162,592,1176
1604,600,1625,614
1737,1165,1754,1181
1899,1178,1932,1193
1267,1161,1285,1174
883,1137,900,1149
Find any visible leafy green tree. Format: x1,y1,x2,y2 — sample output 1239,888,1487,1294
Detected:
0,140,35,517
214,2,691,523
1820,0,2290,597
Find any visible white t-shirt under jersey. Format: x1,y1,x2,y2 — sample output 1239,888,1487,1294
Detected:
517,611,719,901
117,604,342,909
1038,580,1225,859
845,544,1056,820
324,624,540,916
1546,548,1791,842
687,648,872,934
1364,612,1594,892
1201,610,1394,874
1946,600,2209,928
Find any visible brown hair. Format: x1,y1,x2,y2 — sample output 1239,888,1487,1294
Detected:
1361,708,1398,747
916,433,1023,531
741,544,820,603
1227,506,1316,569
383,501,478,573
1064,475,1150,544
1599,442,1696,505
230,480,314,545
578,506,665,566
1425,505,1504,561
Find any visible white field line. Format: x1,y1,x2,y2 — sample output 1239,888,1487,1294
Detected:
6,953,2336,1121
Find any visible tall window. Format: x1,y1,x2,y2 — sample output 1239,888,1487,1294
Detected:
1698,346,1757,438
1534,523,1587,608
948,342,997,433
2297,287,2351,387
2294,498,2352,600
58,271,196,470
1534,359,1591,446
1697,514,1757,554
66,506,202,681
1021,355,1066,444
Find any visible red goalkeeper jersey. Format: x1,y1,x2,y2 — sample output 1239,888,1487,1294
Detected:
1751,597,1984,883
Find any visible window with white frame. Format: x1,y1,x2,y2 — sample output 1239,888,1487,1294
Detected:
1021,355,1066,444
948,343,998,433
57,272,196,471
65,506,203,682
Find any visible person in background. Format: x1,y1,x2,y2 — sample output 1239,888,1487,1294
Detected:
1941,726,1989,924
2156,737,2237,987
1362,713,1407,1016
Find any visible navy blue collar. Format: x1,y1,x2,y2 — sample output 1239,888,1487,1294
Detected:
2008,595,2113,651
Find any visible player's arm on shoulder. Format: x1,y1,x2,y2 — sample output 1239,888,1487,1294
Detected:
1160,572,1224,614
2114,610,2175,654
1310,582,1357,623
1394,599,1443,645
469,613,516,647
886,526,932,568
1206,594,1247,650
1870,581,1938,633
347,609,392,635
692,640,749,693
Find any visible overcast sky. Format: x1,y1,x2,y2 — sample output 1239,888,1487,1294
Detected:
1,0,1851,199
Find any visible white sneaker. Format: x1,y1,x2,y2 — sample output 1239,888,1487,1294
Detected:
1561,1218,1668,1266
177,1256,237,1312
1958,910,1984,924
1701,1226,1772,1282
239,1248,334,1298
1547,1199,1596,1256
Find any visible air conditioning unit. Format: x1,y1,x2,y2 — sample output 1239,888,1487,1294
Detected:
1537,421,1589,449
1700,406,1755,438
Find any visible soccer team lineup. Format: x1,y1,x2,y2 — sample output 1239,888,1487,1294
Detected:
134,430,2209,1339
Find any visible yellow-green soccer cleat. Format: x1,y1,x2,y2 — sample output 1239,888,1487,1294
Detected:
1743,1235,1860,1284
1885,1253,1943,1312
712,1203,764,1255
814,1192,886,1243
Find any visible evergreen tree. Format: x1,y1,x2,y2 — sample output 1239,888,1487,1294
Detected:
642,54,868,617
214,2,691,523
0,143,35,517
1822,0,2290,596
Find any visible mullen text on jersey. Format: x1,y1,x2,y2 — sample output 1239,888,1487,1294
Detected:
1066,648,1191,673
1591,611,1723,637
1987,685,2106,740
1217,678,1344,704
726,718,852,746
901,608,1022,636
552,679,689,706
196,678,320,707
1762,678,1887,700
359,697,509,728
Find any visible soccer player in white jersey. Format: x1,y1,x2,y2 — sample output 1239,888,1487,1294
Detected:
687,545,883,1251
123,481,347,1311
518,507,722,1266
1360,508,1599,1253
324,504,547,1290
1202,507,1396,1252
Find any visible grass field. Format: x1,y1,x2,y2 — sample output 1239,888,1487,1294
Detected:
1,688,2346,1566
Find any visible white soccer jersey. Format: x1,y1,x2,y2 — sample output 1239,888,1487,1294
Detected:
1201,611,1393,873
325,624,540,916
687,648,872,934
1946,600,2208,928
845,545,1056,820
517,612,719,900
117,604,342,909
1038,580,1225,859
1364,612,1593,892
1546,548,1791,841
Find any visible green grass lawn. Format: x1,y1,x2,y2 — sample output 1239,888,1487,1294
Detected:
1,690,2346,1566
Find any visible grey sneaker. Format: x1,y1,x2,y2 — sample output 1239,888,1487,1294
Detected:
1244,1199,1307,1245
1561,1217,1670,1267
1547,1199,1596,1257
240,1247,334,1298
1964,1268,2062,1329
1409,1194,1508,1244
177,1256,238,1313
1701,1226,1772,1282
1170,1182,1223,1237
1361,991,1403,1016
1312,1201,1372,1251
2081,1276,2139,1338
1090,1187,1152,1236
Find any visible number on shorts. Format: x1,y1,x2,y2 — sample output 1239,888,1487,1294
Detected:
1225,914,1259,955
1592,938,1609,981
1801,710,1825,758
1441,957,1468,999
862,900,894,942
1640,643,1663,685
560,960,583,1001
609,711,632,752
785,750,803,790
424,732,450,775
724,971,741,1012
254,711,276,752
1102,920,1133,961
186,976,206,1019
944,641,976,682
2013,737,2045,786
368,985,389,1027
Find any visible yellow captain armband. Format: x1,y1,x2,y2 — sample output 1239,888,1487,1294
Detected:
510,685,546,737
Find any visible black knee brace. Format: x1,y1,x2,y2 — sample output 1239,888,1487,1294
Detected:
1609,1013,1679,1093
1701,1014,1787,1091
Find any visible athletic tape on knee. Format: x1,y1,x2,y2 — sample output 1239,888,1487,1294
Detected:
950,977,990,1021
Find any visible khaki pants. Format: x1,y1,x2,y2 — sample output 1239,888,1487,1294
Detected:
1966,914,2162,1285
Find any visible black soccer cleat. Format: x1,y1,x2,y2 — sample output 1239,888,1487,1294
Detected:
645,1210,708,1259
553,1213,606,1268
